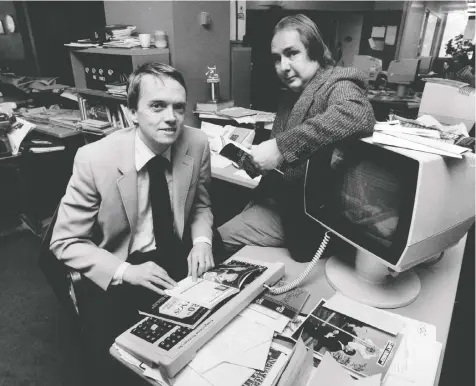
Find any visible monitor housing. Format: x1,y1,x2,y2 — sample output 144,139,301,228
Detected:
352,55,383,82
416,56,434,75
387,58,421,96
304,138,475,308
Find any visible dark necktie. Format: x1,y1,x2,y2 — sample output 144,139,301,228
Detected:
147,155,176,258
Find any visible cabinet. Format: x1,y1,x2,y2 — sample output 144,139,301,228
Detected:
70,47,170,97
231,45,252,108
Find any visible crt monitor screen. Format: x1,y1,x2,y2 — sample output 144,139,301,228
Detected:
304,141,418,267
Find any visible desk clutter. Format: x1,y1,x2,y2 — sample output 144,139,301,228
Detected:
111,258,441,386
372,114,474,158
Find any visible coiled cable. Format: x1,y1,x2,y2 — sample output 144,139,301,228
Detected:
264,232,332,295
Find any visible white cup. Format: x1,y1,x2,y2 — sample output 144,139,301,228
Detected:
139,33,151,48
154,30,167,48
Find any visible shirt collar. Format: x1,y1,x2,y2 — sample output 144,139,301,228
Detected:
135,129,171,172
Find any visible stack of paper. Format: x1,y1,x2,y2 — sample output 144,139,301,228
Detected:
187,315,279,386
372,131,470,159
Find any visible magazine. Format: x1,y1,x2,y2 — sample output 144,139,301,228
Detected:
291,299,402,380
253,281,310,320
219,142,284,179
242,341,292,386
139,294,213,329
165,261,267,309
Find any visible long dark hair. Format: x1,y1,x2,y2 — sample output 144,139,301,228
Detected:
273,14,335,68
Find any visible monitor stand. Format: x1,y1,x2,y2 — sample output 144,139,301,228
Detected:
325,249,421,309
396,84,409,97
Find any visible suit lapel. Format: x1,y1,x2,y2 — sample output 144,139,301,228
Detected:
171,136,193,238
285,67,334,131
116,128,138,241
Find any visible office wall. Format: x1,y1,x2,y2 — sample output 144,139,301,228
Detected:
104,1,230,127
103,1,174,45
172,1,231,126
0,2,26,62
336,14,364,67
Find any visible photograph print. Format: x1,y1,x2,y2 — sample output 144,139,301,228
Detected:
291,299,402,379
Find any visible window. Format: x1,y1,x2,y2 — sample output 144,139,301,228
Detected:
418,9,441,56
438,10,469,57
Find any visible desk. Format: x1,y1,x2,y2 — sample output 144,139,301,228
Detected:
211,163,259,226
212,164,259,189
110,236,466,385
367,91,420,121
0,127,84,236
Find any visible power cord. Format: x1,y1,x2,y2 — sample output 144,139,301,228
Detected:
263,232,332,295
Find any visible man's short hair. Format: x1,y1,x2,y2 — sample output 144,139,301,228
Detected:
127,62,187,111
273,14,334,68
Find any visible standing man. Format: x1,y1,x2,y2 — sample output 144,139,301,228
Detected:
51,62,215,385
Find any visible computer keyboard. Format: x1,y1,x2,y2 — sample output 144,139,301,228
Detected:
115,257,285,377
130,317,193,350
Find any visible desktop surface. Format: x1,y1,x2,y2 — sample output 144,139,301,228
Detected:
110,238,466,385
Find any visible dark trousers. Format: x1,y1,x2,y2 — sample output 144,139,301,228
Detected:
78,231,226,386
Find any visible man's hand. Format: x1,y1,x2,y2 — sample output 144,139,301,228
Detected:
250,138,284,172
122,262,177,295
187,242,214,281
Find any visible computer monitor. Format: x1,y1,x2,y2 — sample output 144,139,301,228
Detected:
416,56,434,75
304,138,475,308
352,55,383,82
387,58,421,96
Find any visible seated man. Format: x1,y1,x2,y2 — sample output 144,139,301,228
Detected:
50,62,216,386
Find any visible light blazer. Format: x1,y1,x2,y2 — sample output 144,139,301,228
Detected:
50,126,213,290
272,66,376,182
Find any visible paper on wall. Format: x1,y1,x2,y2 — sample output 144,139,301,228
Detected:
371,26,386,38
385,26,398,45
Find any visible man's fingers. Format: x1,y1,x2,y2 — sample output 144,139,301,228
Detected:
149,275,175,290
142,281,166,296
187,254,192,277
149,275,174,290
191,256,199,281
151,271,176,288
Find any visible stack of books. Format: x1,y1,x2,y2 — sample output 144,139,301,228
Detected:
21,108,82,131
195,99,234,113
102,38,141,49
105,81,127,97
79,119,116,135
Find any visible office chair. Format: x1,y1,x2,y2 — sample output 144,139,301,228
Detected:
38,207,84,318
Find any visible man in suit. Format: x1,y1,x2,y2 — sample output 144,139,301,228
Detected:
50,62,215,385
219,14,375,262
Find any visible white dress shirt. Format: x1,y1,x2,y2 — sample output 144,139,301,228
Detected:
111,130,211,285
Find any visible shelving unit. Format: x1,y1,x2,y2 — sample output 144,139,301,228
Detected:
68,47,171,139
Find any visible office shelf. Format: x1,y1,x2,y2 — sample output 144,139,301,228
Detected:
69,47,169,56
77,88,127,102
69,47,170,91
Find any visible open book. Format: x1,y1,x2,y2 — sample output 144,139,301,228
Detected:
164,261,267,309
